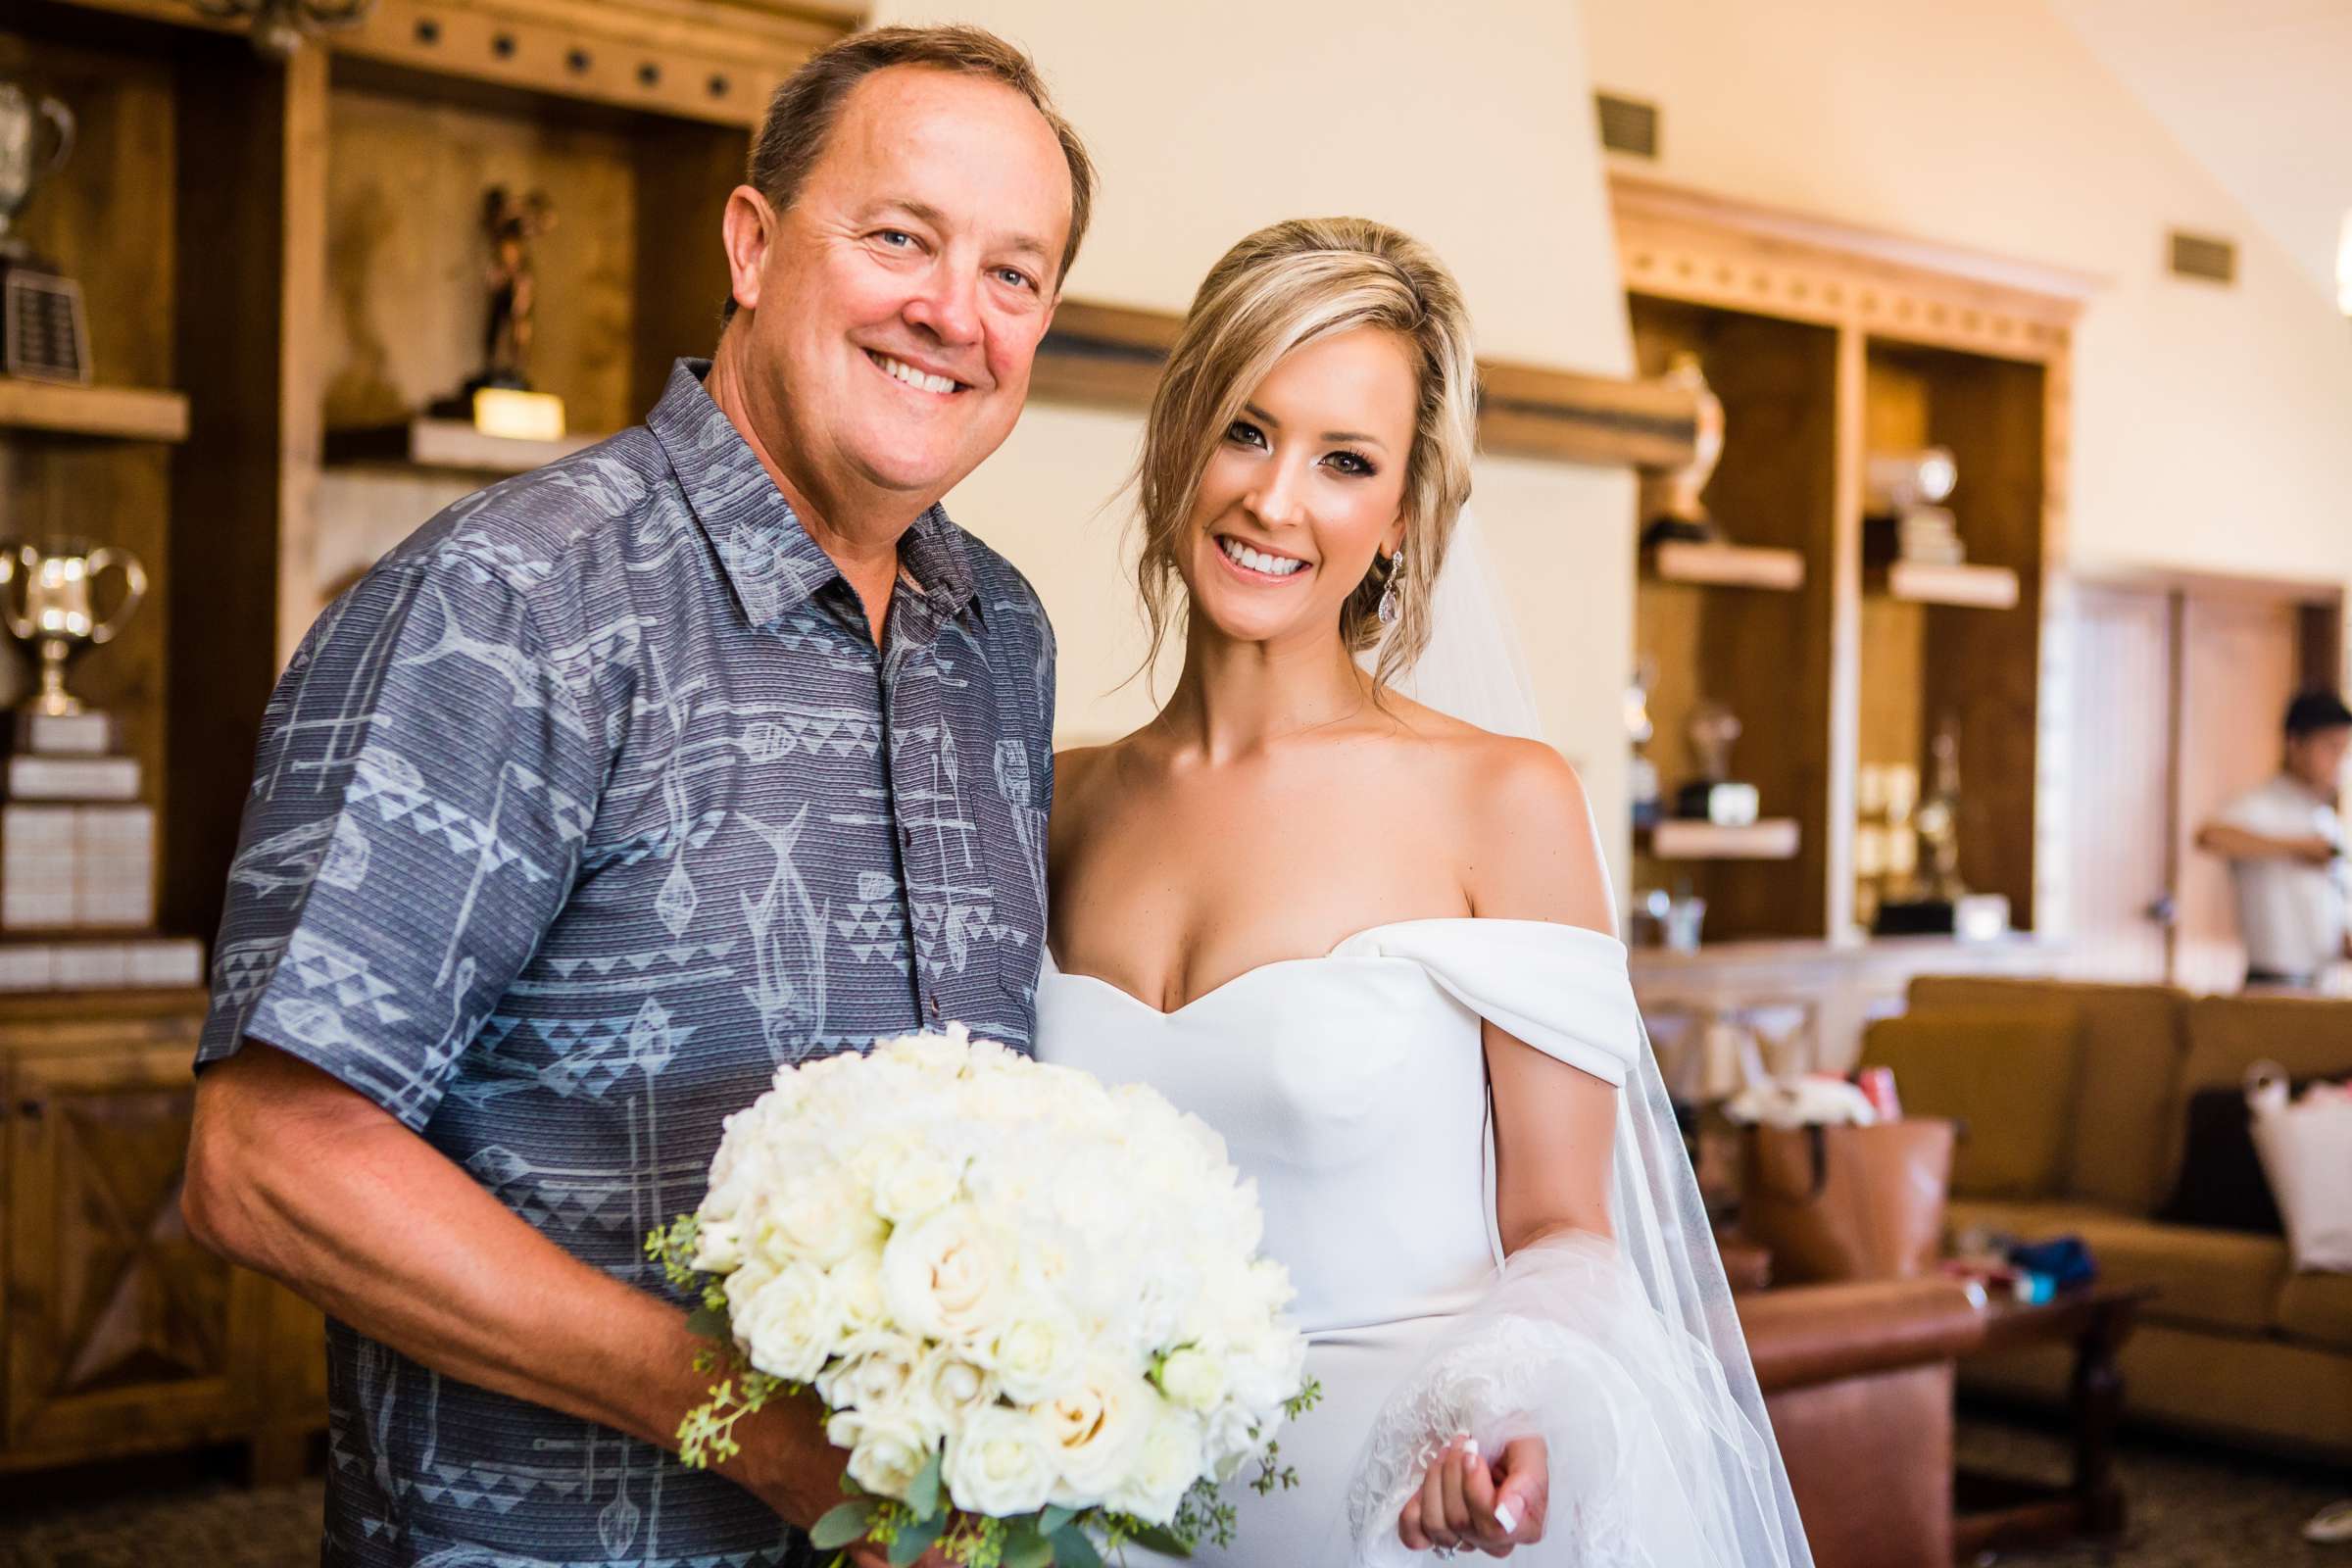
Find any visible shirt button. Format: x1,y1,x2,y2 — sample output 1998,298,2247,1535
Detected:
898,824,911,851
926,995,941,1019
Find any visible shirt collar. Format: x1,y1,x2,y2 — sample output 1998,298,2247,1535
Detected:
645,359,978,628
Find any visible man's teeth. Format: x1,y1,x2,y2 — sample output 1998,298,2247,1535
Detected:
1219,536,1305,577
872,353,958,394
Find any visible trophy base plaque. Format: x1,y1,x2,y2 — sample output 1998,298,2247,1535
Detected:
1,258,90,385
430,378,566,442
1674,779,1760,827
15,709,113,756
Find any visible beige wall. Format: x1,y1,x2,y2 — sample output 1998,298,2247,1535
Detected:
1582,0,2352,590
871,0,1642,893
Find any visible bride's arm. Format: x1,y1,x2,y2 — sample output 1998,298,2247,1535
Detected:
1462,737,1620,1253
1393,743,1626,1556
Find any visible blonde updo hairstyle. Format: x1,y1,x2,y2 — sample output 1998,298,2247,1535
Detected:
1134,217,1480,695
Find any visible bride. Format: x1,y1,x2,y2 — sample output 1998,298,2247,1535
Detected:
1031,219,1814,1566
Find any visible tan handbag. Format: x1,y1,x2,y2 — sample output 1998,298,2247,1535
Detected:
1740,1119,1957,1284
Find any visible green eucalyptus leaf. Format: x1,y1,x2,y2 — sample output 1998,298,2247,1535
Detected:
905,1450,945,1521
809,1501,876,1550
1127,1523,1192,1557
1002,1529,1054,1568
1050,1525,1105,1568
1037,1505,1075,1536
887,1512,945,1567
684,1302,729,1340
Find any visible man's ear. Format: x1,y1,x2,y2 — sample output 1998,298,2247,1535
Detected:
721,185,776,314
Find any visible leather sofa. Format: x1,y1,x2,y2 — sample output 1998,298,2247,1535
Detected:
1865,975,2352,1461
1730,1247,1989,1568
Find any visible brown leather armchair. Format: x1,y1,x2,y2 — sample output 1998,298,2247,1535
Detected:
1733,1262,1989,1568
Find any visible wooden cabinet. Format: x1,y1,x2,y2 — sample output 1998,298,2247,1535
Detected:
0,990,320,1475
1613,174,2091,949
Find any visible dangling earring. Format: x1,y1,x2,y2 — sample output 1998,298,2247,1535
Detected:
1377,548,1406,627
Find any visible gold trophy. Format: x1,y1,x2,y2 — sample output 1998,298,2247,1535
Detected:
432,186,564,440
0,540,147,721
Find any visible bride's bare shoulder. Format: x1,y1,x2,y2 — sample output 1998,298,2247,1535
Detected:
1427,725,1615,934
1051,729,1161,833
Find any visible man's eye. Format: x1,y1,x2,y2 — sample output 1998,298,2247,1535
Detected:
877,229,917,249
995,268,1037,291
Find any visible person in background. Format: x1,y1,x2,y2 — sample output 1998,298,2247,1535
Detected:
2194,689,2352,990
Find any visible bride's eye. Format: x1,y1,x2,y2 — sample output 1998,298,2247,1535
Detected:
1226,419,1267,449
1326,449,1378,477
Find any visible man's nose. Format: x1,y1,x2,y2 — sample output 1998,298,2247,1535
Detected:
903,266,984,350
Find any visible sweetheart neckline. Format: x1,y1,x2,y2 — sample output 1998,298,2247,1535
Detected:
1039,915,1622,1020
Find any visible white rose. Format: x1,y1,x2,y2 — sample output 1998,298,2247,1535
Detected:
1224,1322,1308,1411
735,1260,844,1385
915,1343,999,1431
827,1408,936,1503
760,1165,885,1268
1156,1347,1226,1413
690,1216,744,1274
943,1405,1056,1517
871,1142,965,1225
1108,1396,1206,1526
878,1026,970,1076
986,1300,1083,1405
814,1330,924,1419
1040,1356,1152,1509
883,1203,1013,1348
831,1246,890,1331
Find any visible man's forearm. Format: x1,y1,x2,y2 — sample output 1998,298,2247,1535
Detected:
185,1045,843,1523
2197,822,2312,861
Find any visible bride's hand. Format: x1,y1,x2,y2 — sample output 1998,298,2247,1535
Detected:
1397,1433,1548,1557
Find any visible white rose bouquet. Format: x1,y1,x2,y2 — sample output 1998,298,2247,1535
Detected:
649,1025,1318,1566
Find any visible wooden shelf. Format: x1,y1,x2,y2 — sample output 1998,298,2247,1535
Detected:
1874,560,2022,609
1646,540,1806,591
1642,818,1802,860
0,379,189,443
323,418,606,475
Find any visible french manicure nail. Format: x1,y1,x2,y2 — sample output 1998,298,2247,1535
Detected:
1463,1438,1481,1458
1494,1503,1519,1535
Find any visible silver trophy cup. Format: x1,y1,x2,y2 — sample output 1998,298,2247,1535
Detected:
0,81,74,260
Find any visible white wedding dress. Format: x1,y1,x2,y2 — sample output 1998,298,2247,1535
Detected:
1034,916,1811,1567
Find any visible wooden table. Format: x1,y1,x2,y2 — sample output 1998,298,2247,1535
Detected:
1952,1284,2155,1559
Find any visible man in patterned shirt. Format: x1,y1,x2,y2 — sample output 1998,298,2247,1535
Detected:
182,26,1091,1568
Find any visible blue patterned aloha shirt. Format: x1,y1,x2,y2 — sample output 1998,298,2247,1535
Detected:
197,360,1055,1567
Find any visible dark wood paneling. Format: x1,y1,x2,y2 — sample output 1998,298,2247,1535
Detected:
1891,346,2046,927
630,118,746,417
163,39,321,939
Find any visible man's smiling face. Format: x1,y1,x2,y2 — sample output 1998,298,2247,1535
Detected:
735,65,1073,513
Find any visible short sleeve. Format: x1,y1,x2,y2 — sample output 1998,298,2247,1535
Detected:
2216,785,2276,835
198,564,607,1131
1338,919,1640,1089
